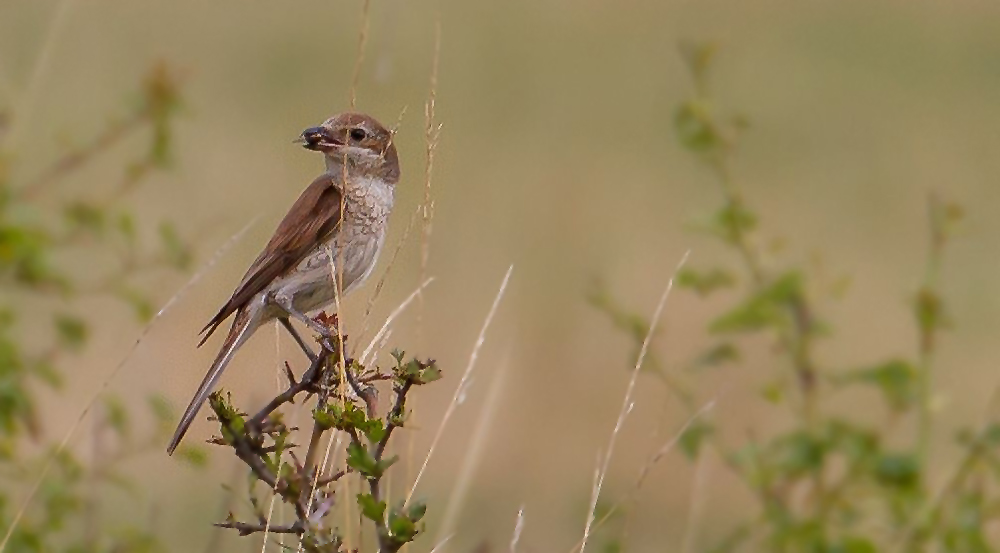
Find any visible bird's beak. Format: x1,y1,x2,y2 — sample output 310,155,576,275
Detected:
296,126,342,152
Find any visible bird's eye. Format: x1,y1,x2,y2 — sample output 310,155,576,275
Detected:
349,128,367,141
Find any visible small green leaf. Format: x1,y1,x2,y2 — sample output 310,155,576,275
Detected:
415,364,442,385
915,287,949,334
375,455,399,475
825,421,879,464
773,431,825,477
54,314,88,350
841,359,918,411
710,272,802,334
347,441,378,477
388,507,419,543
208,392,244,444
117,212,136,243
64,202,105,234
981,424,1000,447
677,41,718,92
32,359,62,389
313,409,336,430
407,501,427,522
357,493,386,522
677,267,735,296
176,445,209,468
674,100,722,153
147,394,174,425
708,202,758,245
760,380,784,404
159,222,191,269
118,288,155,322
836,536,877,553
692,342,740,369
363,419,386,443
679,420,714,460
875,453,920,490
103,395,129,438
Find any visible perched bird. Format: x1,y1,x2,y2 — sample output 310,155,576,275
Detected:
167,112,400,455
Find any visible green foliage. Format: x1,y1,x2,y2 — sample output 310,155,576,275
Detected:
346,441,396,478
208,343,439,552
357,493,387,522
677,267,735,297
679,420,714,460
709,271,804,334
0,63,196,552
591,43,983,552
391,350,442,386
383,501,427,548
837,360,919,412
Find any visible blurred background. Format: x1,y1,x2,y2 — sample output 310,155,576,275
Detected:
2,0,1000,551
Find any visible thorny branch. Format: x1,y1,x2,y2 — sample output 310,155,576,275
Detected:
206,316,439,552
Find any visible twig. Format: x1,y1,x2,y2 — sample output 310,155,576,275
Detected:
300,346,340,499
249,351,329,429
316,469,349,487
19,110,150,199
375,379,412,460
215,521,304,536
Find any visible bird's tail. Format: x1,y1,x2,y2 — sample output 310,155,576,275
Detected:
167,304,262,455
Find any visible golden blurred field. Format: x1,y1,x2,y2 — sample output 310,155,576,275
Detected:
3,1,1000,551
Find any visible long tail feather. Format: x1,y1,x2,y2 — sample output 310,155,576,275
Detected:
167,304,261,454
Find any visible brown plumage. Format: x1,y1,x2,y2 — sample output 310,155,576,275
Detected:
198,174,343,346
167,113,399,455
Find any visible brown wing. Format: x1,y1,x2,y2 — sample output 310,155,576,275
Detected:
198,173,344,345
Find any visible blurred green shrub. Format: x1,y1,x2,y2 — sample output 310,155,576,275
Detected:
0,62,201,552
591,43,986,553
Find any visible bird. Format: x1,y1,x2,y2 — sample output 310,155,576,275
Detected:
167,112,400,455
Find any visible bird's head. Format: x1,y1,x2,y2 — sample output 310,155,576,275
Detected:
297,112,399,183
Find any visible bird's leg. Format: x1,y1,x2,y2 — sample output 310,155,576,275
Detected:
272,292,329,336
278,317,317,362
271,292,338,354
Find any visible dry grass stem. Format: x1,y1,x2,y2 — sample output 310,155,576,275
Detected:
417,20,442,341
356,205,422,356
4,0,79,149
355,107,412,346
567,386,717,553
260,323,286,553
510,506,526,553
428,534,454,553
0,219,257,553
405,264,514,506
348,0,372,110
360,277,435,365
435,351,510,546
680,449,710,553
578,250,690,553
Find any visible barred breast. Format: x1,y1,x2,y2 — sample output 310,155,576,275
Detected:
269,175,393,316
